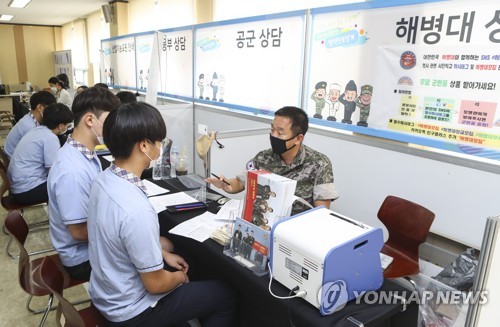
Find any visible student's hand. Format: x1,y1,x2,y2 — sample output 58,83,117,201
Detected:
205,176,233,193
163,251,189,274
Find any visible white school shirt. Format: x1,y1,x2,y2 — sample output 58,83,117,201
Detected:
8,126,59,194
88,165,166,322
48,137,102,267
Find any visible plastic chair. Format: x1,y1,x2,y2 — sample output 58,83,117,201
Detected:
38,256,108,327
0,167,51,258
377,195,435,279
4,211,88,327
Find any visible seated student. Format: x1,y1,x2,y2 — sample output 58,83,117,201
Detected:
76,85,88,95
4,91,56,159
116,90,137,104
88,102,235,326
48,87,121,281
8,103,73,205
206,106,339,215
48,76,73,108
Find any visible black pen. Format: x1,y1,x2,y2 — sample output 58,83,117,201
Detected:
330,212,367,229
211,173,231,185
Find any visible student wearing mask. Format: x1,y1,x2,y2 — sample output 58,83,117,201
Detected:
88,102,235,326
48,76,73,108
47,87,120,281
4,91,56,159
206,106,339,214
7,103,73,205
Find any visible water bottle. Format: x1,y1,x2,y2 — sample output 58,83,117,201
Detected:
170,145,180,178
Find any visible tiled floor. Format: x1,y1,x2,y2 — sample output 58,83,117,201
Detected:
0,133,88,326
0,206,89,327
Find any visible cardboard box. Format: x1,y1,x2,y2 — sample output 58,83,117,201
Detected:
243,170,297,230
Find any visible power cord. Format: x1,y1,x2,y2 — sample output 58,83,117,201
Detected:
267,262,307,299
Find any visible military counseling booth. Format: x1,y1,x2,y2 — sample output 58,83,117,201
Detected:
94,0,499,325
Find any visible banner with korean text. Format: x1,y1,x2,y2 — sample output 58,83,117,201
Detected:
194,11,306,113
135,32,154,92
101,36,136,89
307,0,500,160
158,26,193,101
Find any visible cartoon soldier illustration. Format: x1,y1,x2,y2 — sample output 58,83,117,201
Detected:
311,81,327,119
198,73,205,99
218,75,225,102
339,80,358,124
210,72,219,101
325,83,342,121
356,85,373,127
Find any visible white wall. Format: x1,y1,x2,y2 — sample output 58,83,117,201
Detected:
213,0,364,21
128,0,194,33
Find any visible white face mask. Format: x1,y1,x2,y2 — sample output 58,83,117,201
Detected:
91,115,104,145
145,140,162,165
50,86,57,94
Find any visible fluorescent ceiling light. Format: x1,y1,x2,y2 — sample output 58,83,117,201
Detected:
0,14,14,21
8,0,32,8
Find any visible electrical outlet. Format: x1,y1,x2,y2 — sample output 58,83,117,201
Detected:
197,123,208,135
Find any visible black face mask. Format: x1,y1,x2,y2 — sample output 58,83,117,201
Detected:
270,133,296,155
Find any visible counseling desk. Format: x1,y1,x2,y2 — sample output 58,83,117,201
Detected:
154,177,418,327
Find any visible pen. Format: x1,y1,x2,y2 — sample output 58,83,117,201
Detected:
329,212,367,229
175,202,206,209
211,173,231,186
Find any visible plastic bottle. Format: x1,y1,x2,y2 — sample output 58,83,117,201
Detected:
170,145,180,178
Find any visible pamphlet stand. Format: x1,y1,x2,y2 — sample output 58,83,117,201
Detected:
223,216,270,277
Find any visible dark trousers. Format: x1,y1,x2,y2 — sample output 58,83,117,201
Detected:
107,280,236,327
63,260,91,281
11,182,48,205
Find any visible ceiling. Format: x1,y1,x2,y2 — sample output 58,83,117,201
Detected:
0,0,110,26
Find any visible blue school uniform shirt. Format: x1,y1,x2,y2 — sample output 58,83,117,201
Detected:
4,112,39,159
48,136,102,267
7,125,59,194
88,164,166,323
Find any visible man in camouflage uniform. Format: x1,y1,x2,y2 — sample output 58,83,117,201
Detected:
206,106,339,215
356,85,373,127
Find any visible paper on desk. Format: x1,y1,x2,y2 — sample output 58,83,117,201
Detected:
102,155,114,162
143,180,170,197
169,211,226,242
148,192,198,213
215,199,242,221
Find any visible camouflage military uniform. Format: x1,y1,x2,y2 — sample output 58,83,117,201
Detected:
356,99,370,125
243,145,339,215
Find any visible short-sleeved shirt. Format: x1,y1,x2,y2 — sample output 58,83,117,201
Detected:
4,112,39,159
48,137,102,267
88,165,166,323
7,126,59,194
241,144,339,214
